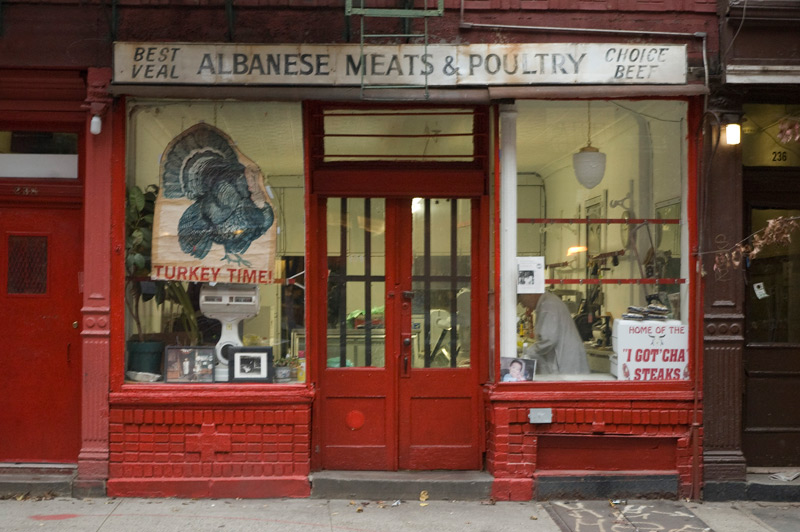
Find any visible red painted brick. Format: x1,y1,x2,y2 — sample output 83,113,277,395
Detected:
492,478,533,501
295,409,311,424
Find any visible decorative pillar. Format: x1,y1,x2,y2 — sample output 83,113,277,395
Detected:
499,104,518,359
701,99,747,499
75,67,114,497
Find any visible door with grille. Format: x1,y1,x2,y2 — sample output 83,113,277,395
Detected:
0,204,83,462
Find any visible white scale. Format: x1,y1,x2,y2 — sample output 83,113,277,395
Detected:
199,283,260,381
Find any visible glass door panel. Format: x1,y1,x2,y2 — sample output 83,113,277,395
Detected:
745,208,800,343
410,198,472,368
326,198,386,367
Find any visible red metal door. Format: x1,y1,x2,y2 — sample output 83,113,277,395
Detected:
0,204,83,462
318,197,481,470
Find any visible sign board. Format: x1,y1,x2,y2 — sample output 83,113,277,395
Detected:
151,123,278,285
612,319,689,381
114,42,687,86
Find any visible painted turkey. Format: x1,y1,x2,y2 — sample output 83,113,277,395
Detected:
160,123,274,267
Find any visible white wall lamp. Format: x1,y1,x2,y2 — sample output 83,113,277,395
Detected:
725,121,741,146
90,114,103,135
573,101,606,189
715,112,743,146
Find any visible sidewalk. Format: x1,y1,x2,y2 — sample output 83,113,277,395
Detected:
2,496,799,532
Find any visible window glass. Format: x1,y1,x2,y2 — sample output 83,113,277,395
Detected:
326,197,387,368
745,208,800,343
742,104,800,167
509,100,689,383
0,131,78,178
125,100,306,383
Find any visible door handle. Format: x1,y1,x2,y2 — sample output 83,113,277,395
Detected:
401,333,412,378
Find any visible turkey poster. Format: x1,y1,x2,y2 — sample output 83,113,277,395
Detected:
151,123,278,285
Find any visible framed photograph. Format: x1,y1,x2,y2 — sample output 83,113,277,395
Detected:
499,356,536,382
228,346,274,383
164,346,215,383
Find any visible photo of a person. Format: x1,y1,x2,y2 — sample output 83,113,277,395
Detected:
500,356,535,382
503,359,526,382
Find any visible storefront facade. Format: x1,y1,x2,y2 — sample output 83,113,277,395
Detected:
1,1,719,500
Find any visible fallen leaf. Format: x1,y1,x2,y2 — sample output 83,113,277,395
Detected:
530,516,538,520
356,506,364,513
419,490,429,502
420,502,429,507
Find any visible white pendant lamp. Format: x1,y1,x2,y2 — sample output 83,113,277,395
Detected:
573,101,606,189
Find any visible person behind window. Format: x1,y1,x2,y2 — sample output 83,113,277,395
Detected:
502,358,527,382
518,291,589,375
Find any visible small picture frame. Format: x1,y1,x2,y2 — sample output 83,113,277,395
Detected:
228,346,274,383
164,346,216,383
500,356,536,382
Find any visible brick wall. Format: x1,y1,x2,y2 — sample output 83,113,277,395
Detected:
107,403,312,498
487,398,702,500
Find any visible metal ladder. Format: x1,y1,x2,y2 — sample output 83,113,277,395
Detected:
345,0,444,99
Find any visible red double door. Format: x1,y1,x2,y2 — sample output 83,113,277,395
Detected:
317,197,483,470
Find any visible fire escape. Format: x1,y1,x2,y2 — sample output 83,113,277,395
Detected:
345,0,444,99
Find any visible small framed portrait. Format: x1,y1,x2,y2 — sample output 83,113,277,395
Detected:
500,356,536,382
164,346,215,383
228,346,274,383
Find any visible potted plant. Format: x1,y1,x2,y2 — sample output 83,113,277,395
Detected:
125,184,200,375
273,355,292,383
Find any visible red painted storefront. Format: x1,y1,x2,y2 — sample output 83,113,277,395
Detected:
0,1,717,500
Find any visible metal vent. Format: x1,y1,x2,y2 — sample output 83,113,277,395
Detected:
8,235,48,294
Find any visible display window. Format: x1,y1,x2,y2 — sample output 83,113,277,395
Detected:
508,99,690,382
124,100,306,384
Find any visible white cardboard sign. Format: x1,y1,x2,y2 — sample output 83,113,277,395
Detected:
612,319,689,381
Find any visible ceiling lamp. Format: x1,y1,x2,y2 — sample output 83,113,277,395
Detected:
573,101,606,189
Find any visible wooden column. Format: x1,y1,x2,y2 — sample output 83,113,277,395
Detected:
75,67,114,496
701,100,747,489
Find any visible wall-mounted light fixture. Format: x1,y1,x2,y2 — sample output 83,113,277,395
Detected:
714,111,743,146
573,101,606,189
90,115,103,135
725,122,741,145
82,70,112,137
